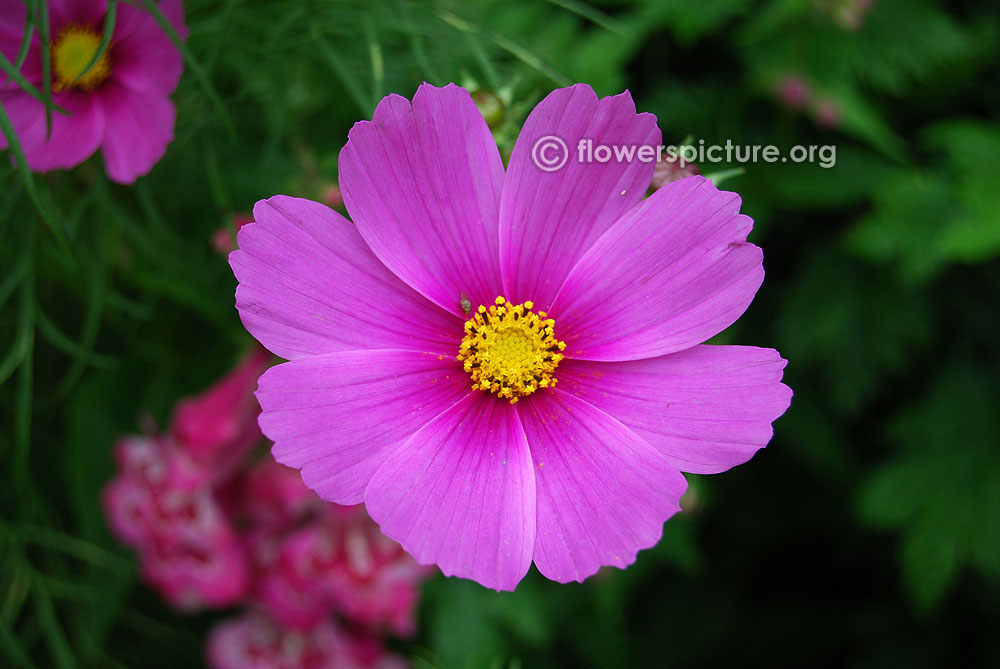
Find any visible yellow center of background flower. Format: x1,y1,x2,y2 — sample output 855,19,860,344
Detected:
52,26,111,91
458,296,566,403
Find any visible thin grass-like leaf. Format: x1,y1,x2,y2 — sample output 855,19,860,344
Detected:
73,0,117,85
364,14,385,109
1,543,32,625
0,255,26,314
437,10,571,86
11,229,35,501
703,166,746,186
202,0,247,75
0,100,73,256
32,587,76,669
545,0,628,36
57,199,113,396
461,28,502,91
13,8,34,72
7,525,129,571
0,619,33,669
140,0,238,143
33,0,54,139
311,24,371,115
0,49,69,114
401,3,442,83
0,318,31,387
37,310,116,370
202,138,231,212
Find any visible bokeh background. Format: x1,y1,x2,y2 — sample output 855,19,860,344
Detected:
2,0,999,666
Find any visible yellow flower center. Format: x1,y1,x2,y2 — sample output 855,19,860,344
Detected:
458,296,567,403
51,25,111,91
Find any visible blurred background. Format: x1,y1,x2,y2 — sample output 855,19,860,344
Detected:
2,0,999,666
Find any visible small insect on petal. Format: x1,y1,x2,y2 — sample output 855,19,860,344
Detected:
460,291,473,316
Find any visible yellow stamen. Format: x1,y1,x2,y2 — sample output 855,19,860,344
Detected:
51,25,111,92
458,296,567,403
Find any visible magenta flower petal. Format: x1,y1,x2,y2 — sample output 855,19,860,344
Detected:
101,473,153,547
499,84,660,311
553,176,764,361
98,80,175,183
519,389,687,583
339,83,505,315
0,1,29,55
1,89,104,170
559,346,792,474
259,350,471,504
231,196,461,359
48,0,107,27
111,0,187,94
365,392,536,591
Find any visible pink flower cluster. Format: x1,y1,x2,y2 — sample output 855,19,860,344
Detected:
102,348,429,668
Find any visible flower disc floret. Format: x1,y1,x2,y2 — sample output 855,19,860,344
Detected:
457,296,567,403
52,25,111,91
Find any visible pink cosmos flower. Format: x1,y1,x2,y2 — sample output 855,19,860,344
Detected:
206,611,406,669
230,83,792,591
0,0,187,183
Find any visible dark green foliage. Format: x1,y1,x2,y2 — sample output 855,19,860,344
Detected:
1,0,998,666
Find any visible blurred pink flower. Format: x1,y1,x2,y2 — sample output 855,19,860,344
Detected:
103,351,270,610
320,505,429,636
140,487,250,610
0,0,188,183
321,183,343,209
243,457,321,531
813,98,842,129
170,347,271,475
213,214,256,255
206,611,406,669
776,75,811,110
649,153,700,192
103,435,250,610
832,0,874,31
245,463,430,636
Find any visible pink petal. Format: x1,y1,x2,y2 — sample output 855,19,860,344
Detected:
365,392,536,591
230,195,462,359
559,346,792,474
259,350,472,504
0,1,29,50
519,389,687,583
339,83,505,316
47,0,107,28
97,80,174,183
499,84,661,311
101,474,154,547
552,176,764,361
1,89,104,171
112,0,186,95
0,44,42,94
